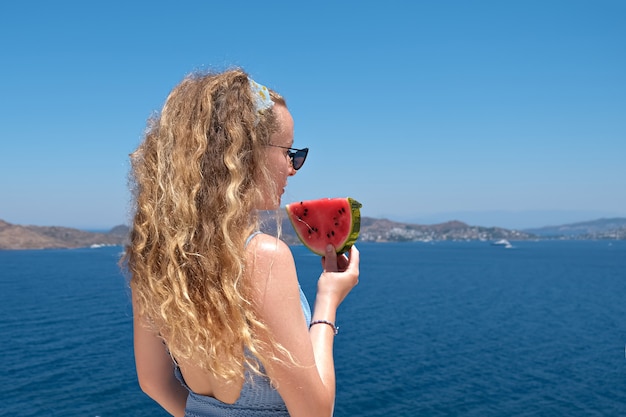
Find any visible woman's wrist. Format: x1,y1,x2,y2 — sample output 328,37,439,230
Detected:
312,298,337,322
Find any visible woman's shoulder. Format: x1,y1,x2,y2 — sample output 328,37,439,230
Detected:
244,233,305,326
244,233,298,286
246,232,293,259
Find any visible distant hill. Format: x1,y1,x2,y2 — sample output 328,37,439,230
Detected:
523,218,626,238
0,220,129,250
356,217,535,242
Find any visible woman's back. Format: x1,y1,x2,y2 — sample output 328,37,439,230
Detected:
173,232,312,415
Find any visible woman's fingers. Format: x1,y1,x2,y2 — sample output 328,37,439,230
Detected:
322,245,360,274
322,244,338,272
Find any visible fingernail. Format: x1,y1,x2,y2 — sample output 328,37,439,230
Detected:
326,244,333,252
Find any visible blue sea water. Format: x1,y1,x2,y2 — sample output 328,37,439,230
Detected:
1,240,625,416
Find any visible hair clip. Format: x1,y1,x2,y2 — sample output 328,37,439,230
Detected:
248,78,274,123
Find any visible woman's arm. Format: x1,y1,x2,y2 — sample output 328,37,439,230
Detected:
132,292,189,417
247,235,359,417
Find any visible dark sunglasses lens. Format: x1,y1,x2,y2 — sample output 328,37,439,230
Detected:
292,149,307,170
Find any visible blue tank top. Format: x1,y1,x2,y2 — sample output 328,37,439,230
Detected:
175,232,312,417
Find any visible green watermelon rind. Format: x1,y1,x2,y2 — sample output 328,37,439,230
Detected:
286,197,362,255
336,197,362,254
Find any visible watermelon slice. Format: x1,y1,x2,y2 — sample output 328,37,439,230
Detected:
285,197,362,255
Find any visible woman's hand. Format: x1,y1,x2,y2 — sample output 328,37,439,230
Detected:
317,245,360,309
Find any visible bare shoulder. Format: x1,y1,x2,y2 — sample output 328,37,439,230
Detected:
245,233,299,298
246,233,294,266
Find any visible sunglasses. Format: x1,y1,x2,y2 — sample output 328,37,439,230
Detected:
267,145,309,170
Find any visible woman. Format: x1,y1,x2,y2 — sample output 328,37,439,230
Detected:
125,68,360,417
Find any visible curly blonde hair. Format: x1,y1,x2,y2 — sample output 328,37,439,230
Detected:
124,69,286,381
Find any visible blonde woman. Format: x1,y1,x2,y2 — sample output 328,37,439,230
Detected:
125,69,359,417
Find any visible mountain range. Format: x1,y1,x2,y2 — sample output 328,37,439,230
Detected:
1,217,624,250
523,218,626,238
0,220,129,250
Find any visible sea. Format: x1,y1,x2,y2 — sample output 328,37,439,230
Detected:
1,240,625,417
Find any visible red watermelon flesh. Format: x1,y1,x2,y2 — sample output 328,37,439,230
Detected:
285,197,362,255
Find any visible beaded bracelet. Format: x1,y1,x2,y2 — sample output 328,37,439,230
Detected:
309,320,339,335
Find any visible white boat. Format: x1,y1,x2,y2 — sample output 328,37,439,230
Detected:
492,239,513,248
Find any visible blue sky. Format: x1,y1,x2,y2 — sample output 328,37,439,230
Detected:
1,1,624,230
